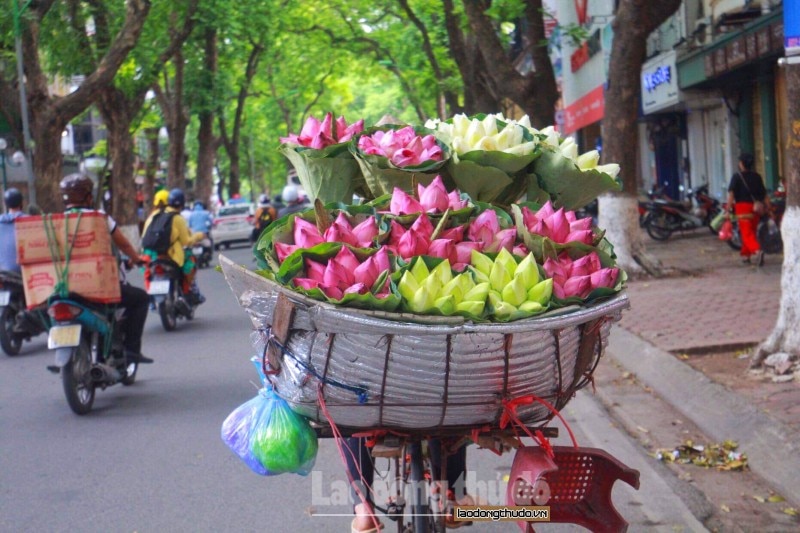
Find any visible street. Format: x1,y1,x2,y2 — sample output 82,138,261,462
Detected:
1,245,706,533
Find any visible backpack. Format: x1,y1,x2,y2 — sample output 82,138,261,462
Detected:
142,211,176,254
255,206,277,232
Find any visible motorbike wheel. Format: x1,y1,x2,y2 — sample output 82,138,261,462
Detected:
62,339,95,415
0,306,22,356
646,213,673,241
158,297,178,332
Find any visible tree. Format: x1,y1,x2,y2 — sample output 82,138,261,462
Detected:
751,63,800,367
458,0,558,126
598,0,682,275
96,0,197,225
15,0,151,212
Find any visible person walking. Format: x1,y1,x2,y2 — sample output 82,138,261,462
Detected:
0,189,26,273
727,153,770,266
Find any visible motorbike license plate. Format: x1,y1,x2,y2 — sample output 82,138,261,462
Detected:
0,291,9,306
192,246,203,256
148,280,170,295
48,325,82,349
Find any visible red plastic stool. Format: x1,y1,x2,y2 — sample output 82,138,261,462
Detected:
506,445,640,532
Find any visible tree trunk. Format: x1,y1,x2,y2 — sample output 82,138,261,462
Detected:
97,87,138,226
166,51,189,191
194,26,218,207
599,0,681,276
460,0,558,127
144,127,160,207
752,63,800,367
21,0,150,213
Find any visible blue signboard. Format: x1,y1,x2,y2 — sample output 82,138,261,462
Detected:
786,0,800,54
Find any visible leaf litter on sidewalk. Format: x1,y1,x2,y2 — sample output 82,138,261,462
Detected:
654,439,747,470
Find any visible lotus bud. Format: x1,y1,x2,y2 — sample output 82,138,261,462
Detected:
501,276,528,307
595,163,621,178
434,295,456,315
519,301,544,314
575,150,599,170
488,290,504,309
494,248,517,273
463,282,490,303
456,300,485,316
489,260,512,293
527,278,553,306
430,259,453,287
440,276,464,303
492,300,518,319
514,253,540,289
470,249,494,277
398,271,420,302
468,266,490,285
410,284,435,313
411,259,430,282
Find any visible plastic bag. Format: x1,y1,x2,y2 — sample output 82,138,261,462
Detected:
709,211,726,232
758,218,783,254
718,219,733,241
221,357,319,476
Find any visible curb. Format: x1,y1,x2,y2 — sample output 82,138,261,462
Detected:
606,326,800,507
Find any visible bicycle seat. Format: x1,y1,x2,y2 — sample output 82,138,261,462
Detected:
507,446,640,533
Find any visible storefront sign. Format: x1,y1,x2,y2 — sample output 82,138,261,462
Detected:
641,51,680,115
563,84,604,134
787,0,800,53
726,36,748,68
703,23,783,78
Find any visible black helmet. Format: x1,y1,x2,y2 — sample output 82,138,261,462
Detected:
59,173,94,207
4,188,23,209
168,188,185,209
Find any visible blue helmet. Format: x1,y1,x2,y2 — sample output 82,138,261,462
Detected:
4,188,23,209
168,188,185,209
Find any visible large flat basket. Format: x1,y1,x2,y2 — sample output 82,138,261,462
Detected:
221,254,628,432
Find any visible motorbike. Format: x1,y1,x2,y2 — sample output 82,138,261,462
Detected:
45,291,138,415
146,257,198,331
0,270,49,356
642,184,722,241
192,236,213,269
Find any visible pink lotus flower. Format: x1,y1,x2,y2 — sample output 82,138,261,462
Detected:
295,246,391,300
389,188,424,215
293,217,324,248
280,112,364,148
323,213,360,247
521,201,593,245
387,214,437,260
542,252,619,299
358,126,443,167
352,217,379,248
416,176,468,213
275,242,300,262
467,209,516,253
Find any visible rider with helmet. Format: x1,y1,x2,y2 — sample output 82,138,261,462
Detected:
277,185,307,218
0,188,25,273
141,188,206,305
59,174,153,364
251,194,277,244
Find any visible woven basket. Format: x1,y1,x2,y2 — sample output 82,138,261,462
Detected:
221,254,629,432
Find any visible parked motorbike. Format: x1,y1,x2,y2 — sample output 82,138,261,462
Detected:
45,292,138,415
192,236,213,269
642,185,722,241
723,190,784,254
146,258,199,331
0,270,48,356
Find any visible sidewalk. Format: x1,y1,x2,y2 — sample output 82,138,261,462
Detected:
608,229,800,506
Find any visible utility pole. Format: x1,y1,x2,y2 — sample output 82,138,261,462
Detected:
13,0,36,207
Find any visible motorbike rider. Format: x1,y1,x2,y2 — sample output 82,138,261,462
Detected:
0,188,25,273
277,185,307,217
142,188,206,305
59,174,153,364
251,194,277,244
189,200,213,238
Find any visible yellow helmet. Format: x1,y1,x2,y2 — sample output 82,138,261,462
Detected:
153,189,169,207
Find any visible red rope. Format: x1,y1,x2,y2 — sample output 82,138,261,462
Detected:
316,385,381,532
500,393,579,454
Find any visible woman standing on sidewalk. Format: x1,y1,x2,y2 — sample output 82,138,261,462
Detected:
727,153,770,266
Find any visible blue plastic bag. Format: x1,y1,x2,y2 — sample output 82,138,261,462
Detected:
221,358,318,476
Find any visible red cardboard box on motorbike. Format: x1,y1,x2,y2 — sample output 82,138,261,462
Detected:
15,212,112,265
15,213,120,309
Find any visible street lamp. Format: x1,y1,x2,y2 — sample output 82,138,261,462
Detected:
12,0,36,207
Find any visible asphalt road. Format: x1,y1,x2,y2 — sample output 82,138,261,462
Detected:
0,245,707,533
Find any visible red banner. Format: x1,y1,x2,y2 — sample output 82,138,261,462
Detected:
562,85,605,135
